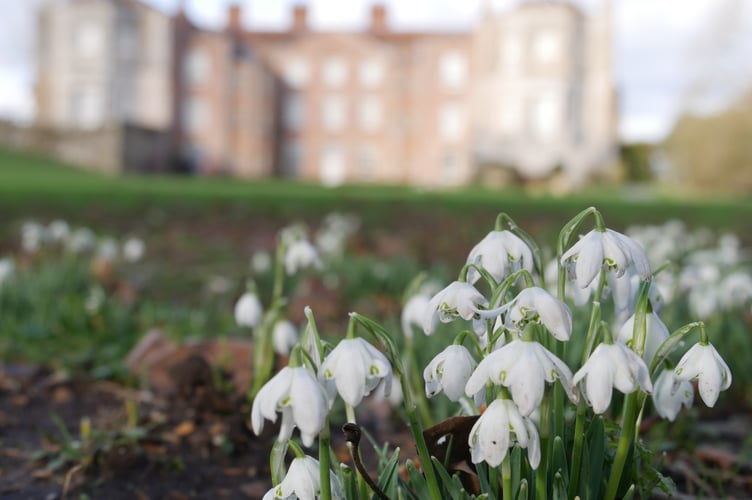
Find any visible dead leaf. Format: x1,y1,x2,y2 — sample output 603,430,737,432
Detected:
173,421,195,437
32,469,53,480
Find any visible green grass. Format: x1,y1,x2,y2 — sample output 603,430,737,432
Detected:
1,147,751,234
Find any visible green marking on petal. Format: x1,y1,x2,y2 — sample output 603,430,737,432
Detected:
370,365,380,375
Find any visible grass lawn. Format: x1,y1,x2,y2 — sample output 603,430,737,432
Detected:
1,148,751,236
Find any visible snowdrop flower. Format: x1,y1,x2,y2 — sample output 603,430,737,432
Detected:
122,237,145,262
719,271,752,310
251,366,328,447
465,339,577,416
66,227,96,253
234,291,263,328
468,399,541,469
401,293,431,339
263,455,344,500
284,239,321,276
97,238,119,261
617,311,669,365
424,345,478,402
465,230,534,284
85,286,106,313
503,287,572,341
250,251,273,274
423,281,488,336
272,320,299,356
320,338,392,407
0,258,14,287
688,287,719,320
48,220,70,242
561,229,651,289
674,343,731,407
573,342,653,414
652,369,694,421
21,221,45,253
373,374,404,407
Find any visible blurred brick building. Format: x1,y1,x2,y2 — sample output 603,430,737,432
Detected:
35,0,617,187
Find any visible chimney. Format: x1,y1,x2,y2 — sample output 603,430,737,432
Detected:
291,4,308,33
228,4,242,32
369,4,387,34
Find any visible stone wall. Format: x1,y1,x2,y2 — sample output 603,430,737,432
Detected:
0,121,170,174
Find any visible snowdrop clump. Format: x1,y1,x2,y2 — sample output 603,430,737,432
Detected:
252,208,733,500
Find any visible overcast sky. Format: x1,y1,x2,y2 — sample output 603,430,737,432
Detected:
1,0,750,143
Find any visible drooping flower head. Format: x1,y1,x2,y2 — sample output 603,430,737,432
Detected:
617,311,669,365
465,230,534,284
652,368,694,421
468,399,541,469
674,342,731,407
465,339,577,416
272,320,299,356
561,229,651,289
263,455,344,500
251,366,329,447
320,337,392,407
235,291,263,328
423,281,488,336
424,344,478,402
401,292,431,339
502,286,572,341
573,341,653,414
285,239,321,276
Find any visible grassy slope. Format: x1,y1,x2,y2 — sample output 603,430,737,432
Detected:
1,148,751,232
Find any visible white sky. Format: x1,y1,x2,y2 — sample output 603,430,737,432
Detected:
1,0,751,143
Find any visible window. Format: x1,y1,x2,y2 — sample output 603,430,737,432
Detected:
283,58,310,88
72,87,103,129
358,60,384,88
319,144,346,186
533,31,559,63
528,96,558,140
322,95,347,132
439,50,467,89
75,21,102,58
281,140,301,177
184,49,210,84
439,102,464,142
118,27,138,59
322,57,348,87
182,97,205,133
283,92,305,131
358,96,382,131
357,144,377,180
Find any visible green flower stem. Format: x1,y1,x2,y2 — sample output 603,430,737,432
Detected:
536,393,551,500
581,272,607,365
698,322,709,345
288,439,305,458
501,456,512,500
494,212,544,278
604,392,639,500
567,400,588,499
405,335,432,427
401,375,442,500
319,416,332,500
271,240,286,304
250,242,288,398
569,271,607,496
303,306,325,365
